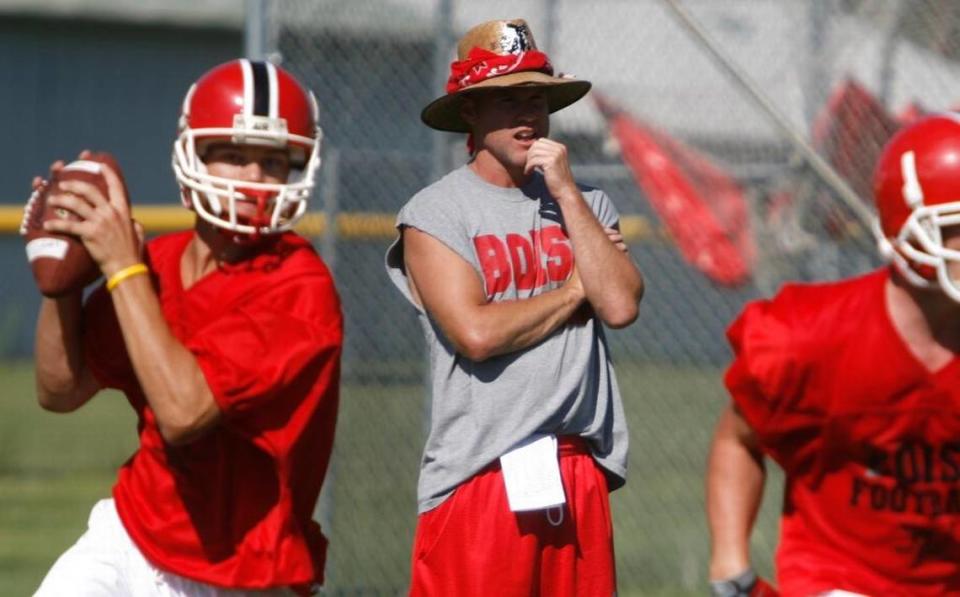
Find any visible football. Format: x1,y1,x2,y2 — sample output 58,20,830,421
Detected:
21,153,126,297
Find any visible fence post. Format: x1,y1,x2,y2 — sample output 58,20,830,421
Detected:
244,0,268,60
429,0,454,184
321,147,340,270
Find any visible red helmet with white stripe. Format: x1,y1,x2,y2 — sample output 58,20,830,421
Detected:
873,112,960,301
172,59,322,236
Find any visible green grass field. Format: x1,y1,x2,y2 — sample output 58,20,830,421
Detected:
0,362,137,596
0,359,782,596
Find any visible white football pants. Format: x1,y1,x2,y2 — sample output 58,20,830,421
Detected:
34,499,297,597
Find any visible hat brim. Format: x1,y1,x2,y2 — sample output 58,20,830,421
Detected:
420,73,592,133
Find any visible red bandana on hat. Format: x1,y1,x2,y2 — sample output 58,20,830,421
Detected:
446,48,554,94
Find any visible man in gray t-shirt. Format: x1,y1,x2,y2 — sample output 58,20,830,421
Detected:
385,18,644,597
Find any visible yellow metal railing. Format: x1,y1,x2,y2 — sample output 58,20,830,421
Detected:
0,205,661,241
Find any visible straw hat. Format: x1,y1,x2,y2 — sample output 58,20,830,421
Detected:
421,18,592,132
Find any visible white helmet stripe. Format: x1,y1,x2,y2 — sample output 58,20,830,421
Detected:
266,61,279,119
239,59,254,117
901,150,924,208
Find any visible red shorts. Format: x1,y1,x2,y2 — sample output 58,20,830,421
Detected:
409,437,616,597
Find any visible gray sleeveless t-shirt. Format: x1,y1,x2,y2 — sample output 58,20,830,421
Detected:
385,165,629,513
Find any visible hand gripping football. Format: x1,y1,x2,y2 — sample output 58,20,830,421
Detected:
20,153,127,297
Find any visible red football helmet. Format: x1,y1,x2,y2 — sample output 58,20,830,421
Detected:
873,112,960,302
172,59,322,236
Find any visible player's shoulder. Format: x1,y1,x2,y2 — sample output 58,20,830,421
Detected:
250,234,342,317
272,233,332,280
768,268,886,321
731,268,885,356
142,230,194,272
214,232,332,290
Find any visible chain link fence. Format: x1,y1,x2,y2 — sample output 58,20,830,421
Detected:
253,0,960,593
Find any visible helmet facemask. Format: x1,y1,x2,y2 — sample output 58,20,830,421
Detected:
878,149,960,303
172,123,322,237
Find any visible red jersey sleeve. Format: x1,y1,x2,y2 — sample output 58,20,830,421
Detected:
82,284,137,393
724,289,825,472
186,273,342,457
82,244,165,394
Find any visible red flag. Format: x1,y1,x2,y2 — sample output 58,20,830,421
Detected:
594,93,754,285
811,78,900,202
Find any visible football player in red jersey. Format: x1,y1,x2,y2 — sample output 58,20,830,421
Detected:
707,113,960,596
30,59,342,596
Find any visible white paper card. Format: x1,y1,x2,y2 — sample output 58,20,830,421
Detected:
499,435,566,512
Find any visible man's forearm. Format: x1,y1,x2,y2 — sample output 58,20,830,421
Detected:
448,281,584,361
34,294,98,411
707,406,766,580
556,194,643,327
108,274,219,445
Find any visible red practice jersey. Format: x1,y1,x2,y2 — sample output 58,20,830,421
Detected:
81,230,342,592
726,268,960,596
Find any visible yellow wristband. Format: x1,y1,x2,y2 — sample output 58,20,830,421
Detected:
106,263,149,292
